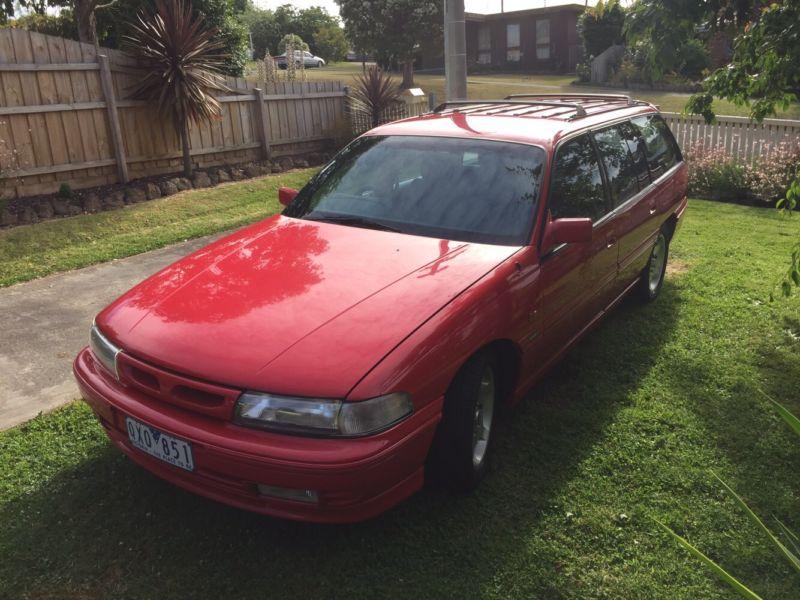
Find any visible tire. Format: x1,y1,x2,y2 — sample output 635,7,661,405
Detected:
637,229,669,302
317,61,323,68
426,351,499,492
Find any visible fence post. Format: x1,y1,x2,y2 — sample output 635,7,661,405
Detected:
97,54,128,184
253,88,271,160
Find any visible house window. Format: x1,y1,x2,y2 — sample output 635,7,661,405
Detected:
506,23,520,62
478,24,491,64
536,19,550,60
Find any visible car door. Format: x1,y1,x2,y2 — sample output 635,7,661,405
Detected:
592,122,653,295
619,115,682,285
535,133,619,361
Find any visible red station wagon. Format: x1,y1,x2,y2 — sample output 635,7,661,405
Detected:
74,94,688,523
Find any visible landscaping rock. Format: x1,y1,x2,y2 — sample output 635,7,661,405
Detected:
82,193,102,213
104,191,125,210
175,177,192,191
269,161,283,173
244,164,262,178
19,206,38,224
277,157,294,171
294,158,309,169
1,208,18,227
66,202,83,216
207,169,220,185
160,180,179,196
34,200,54,220
52,198,71,216
216,168,231,183
192,171,212,188
229,167,246,181
145,182,162,200
125,187,147,204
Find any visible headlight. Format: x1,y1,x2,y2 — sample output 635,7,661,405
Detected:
233,391,413,437
89,324,120,379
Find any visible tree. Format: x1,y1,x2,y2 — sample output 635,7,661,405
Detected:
124,0,229,177
577,0,625,58
685,0,800,295
624,0,709,82
101,0,248,75
278,33,308,54
313,23,348,63
241,4,340,60
336,0,442,88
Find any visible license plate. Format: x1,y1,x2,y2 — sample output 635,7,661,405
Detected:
125,417,194,471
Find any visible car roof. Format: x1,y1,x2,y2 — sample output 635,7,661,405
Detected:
367,95,660,149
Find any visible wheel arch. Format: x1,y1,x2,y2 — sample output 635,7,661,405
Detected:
662,213,678,242
470,338,522,407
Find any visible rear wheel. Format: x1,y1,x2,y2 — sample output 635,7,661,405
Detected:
427,351,498,492
637,230,668,301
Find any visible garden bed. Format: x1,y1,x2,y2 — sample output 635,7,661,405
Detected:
0,153,330,229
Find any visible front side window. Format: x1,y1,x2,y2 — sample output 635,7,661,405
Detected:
618,121,652,190
284,136,545,246
592,125,639,207
630,115,681,178
549,134,608,222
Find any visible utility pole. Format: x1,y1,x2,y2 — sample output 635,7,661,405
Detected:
444,0,467,101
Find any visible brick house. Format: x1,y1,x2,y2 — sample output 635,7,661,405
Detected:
421,4,585,74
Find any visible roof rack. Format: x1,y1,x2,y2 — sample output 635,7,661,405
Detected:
433,99,588,118
504,93,638,106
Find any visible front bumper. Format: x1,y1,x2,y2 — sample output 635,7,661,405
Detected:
73,348,442,523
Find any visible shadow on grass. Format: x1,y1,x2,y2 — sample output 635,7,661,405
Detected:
1,284,682,598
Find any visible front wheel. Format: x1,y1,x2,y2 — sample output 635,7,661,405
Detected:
426,351,498,492
637,230,668,302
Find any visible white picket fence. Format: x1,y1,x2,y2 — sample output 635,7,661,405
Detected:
661,112,800,162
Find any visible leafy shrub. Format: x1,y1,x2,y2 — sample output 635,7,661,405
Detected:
745,141,800,205
685,141,800,205
577,0,626,57
576,61,591,83
57,183,72,199
677,39,710,81
7,11,79,40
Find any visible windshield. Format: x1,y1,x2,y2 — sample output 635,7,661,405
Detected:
283,135,545,245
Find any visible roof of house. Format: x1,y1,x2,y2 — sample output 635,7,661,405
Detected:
366,95,658,148
465,3,586,22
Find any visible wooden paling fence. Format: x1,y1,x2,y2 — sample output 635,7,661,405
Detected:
0,29,347,199
662,112,800,161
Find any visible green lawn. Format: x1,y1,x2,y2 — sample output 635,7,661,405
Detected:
1,199,799,598
261,61,800,119
0,169,316,288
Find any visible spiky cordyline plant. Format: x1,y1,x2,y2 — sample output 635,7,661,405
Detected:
350,65,400,129
123,0,229,177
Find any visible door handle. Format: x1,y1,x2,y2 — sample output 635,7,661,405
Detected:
649,203,657,215
606,237,617,249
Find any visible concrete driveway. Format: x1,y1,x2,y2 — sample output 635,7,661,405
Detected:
0,233,223,430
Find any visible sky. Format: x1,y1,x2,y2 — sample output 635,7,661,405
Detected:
253,1,594,18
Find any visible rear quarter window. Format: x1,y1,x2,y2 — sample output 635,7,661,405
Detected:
630,114,681,179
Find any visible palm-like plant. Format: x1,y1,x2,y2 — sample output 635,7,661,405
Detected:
123,0,229,177
350,66,400,129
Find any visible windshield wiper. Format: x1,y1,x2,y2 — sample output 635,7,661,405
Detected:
304,214,402,233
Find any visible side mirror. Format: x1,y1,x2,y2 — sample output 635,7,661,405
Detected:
278,187,299,207
541,218,592,252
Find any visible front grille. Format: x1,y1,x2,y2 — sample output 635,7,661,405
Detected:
116,352,241,420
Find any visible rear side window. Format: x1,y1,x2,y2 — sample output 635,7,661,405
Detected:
619,121,652,190
630,115,680,178
549,134,608,222
592,125,639,207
